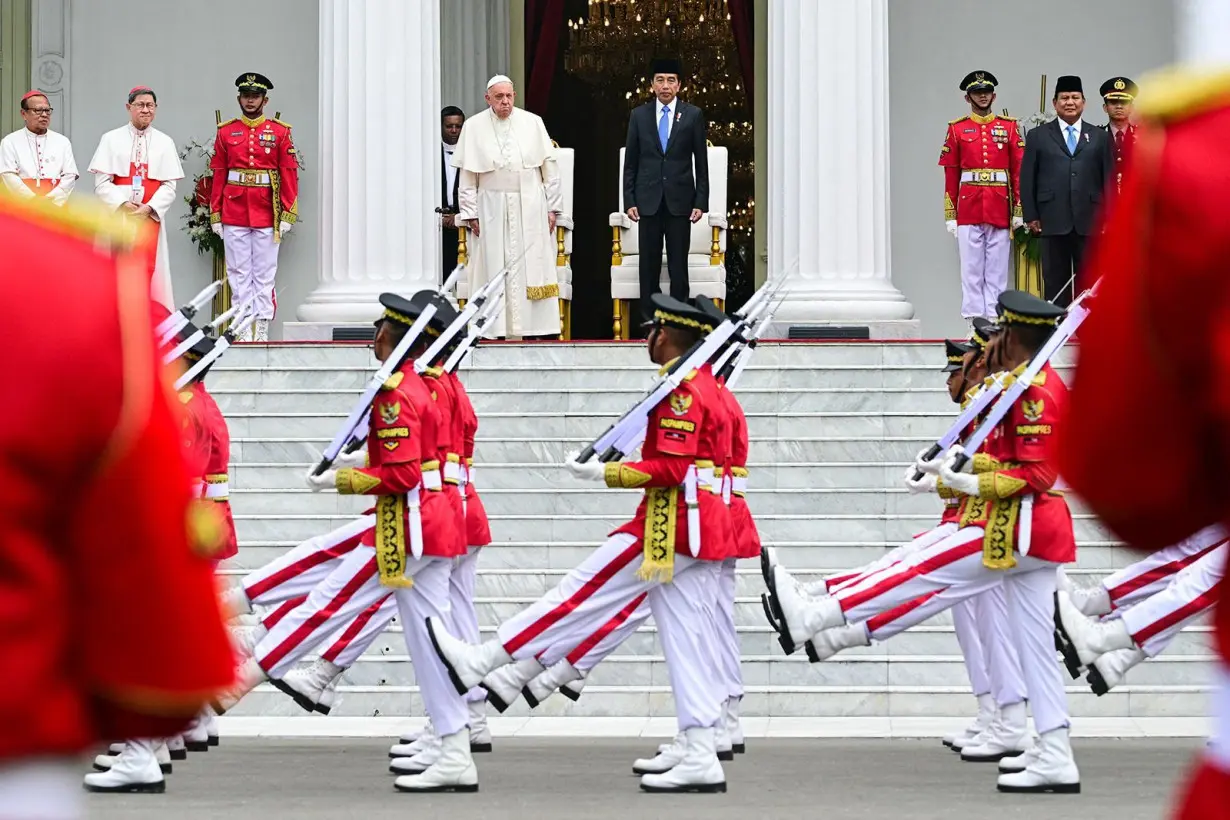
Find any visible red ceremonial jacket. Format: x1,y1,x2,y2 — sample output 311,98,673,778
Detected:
337,360,461,558
208,114,299,229
608,362,733,562
0,195,234,762
449,372,492,547
717,380,760,560
947,363,1075,565
186,382,238,561
423,366,468,556
939,113,1025,227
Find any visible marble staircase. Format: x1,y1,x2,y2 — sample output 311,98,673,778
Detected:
210,342,1212,721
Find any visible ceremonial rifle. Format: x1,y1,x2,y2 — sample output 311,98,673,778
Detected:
156,281,223,346
162,296,255,364
950,281,1099,472
444,287,506,373
173,309,257,390
577,276,787,464
908,374,1009,482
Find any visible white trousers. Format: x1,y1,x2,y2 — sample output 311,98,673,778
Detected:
1121,545,1225,657
956,223,1010,320
835,527,1070,734
243,515,372,606
0,759,81,820
497,533,723,730
952,598,991,697
323,598,397,668
562,594,649,674
449,546,488,703
1102,524,1228,610
222,225,280,320
828,523,960,594
254,545,467,735
715,558,743,701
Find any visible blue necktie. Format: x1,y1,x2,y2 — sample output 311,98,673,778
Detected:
1066,125,1077,154
659,106,671,152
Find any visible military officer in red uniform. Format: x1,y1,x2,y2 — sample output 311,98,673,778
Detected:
209,72,299,343
1057,70,1230,820
428,294,735,793
178,336,239,562
1098,76,1139,193
0,193,233,812
940,71,1026,323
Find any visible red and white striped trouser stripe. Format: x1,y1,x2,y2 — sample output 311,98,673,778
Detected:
828,523,960,595
243,515,373,605
1121,545,1225,656
1104,525,1229,610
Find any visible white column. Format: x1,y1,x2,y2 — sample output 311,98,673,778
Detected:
767,0,913,325
31,0,70,137
441,0,511,117
1177,0,1230,65
297,0,442,324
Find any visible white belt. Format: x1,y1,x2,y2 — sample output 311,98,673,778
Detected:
960,169,1008,184
421,468,443,491
227,170,271,185
683,467,702,558
443,461,463,484
204,481,230,499
732,476,748,495
406,486,424,559
694,467,723,496
720,471,732,505
465,464,476,487
1018,494,1035,557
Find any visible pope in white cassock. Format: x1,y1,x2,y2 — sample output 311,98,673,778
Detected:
453,75,562,338
88,86,184,310
0,89,78,206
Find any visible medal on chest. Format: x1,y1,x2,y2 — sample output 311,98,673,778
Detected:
991,123,1008,148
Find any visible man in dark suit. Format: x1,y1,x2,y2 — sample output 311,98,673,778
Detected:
440,105,464,283
1020,75,1115,306
623,58,709,313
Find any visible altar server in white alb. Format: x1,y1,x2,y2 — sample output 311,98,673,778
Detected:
88,86,184,310
0,89,77,205
453,75,562,339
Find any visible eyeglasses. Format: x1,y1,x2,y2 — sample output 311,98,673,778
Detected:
26,108,53,115
131,102,157,110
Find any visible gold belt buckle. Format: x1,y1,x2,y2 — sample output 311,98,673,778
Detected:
977,170,992,182
241,171,259,185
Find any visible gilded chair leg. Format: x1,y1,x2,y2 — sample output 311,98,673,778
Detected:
559,298,571,341
715,298,724,312
613,299,623,340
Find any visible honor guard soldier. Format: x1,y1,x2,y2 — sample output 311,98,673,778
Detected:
209,72,299,342
1099,77,1138,193
940,71,1025,323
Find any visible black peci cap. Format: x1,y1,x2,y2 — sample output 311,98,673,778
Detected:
235,73,273,93
943,339,973,372
997,290,1065,327
960,71,998,92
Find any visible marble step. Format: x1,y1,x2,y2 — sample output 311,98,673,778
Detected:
223,410,978,441
206,362,1079,393
231,512,1118,545
222,685,1208,720
227,435,1032,465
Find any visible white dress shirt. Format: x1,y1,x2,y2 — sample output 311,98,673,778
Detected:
442,142,458,208
1059,118,1084,152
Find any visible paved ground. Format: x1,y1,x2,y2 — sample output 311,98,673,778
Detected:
85,737,1197,819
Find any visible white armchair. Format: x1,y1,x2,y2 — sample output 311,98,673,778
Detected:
608,144,728,339
453,144,575,339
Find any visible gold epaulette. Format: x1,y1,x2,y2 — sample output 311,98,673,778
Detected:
948,115,969,125
0,191,141,249
381,372,405,391
218,117,239,128
1135,67,1230,123
178,390,194,404
683,368,698,382
424,366,444,378
998,114,1018,121
271,117,293,129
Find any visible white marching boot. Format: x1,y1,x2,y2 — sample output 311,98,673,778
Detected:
427,617,512,695
94,739,172,775
1088,646,1148,695
398,718,434,746
724,697,745,754
317,675,340,715
84,739,166,793
254,319,270,343
1070,583,1113,618
221,585,253,620
212,657,268,714
960,701,1031,762
523,659,583,709
229,623,266,660
637,734,687,774
203,706,220,747
999,743,1043,774
997,726,1080,793
806,622,870,663
560,672,587,701
182,715,210,752
166,734,187,761
1056,592,1135,665
944,693,995,749
390,733,442,774
715,718,735,762
769,565,844,647
468,701,493,753
393,730,479,792
480,657,544,713
275,658,343,714
640,726,727,793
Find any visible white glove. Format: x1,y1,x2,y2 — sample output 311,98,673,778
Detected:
903,465,938,495
943,444,974,473
913,447,946,476
1011,216,1025,230
334,448,367,469
564,450,607,483
279,221,293,236
211,223,223,236
938,453,980,497
946,220,958,236
305,468,337,492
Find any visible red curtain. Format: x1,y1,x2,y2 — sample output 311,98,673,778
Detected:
726,0,754,115
525,0,567,115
